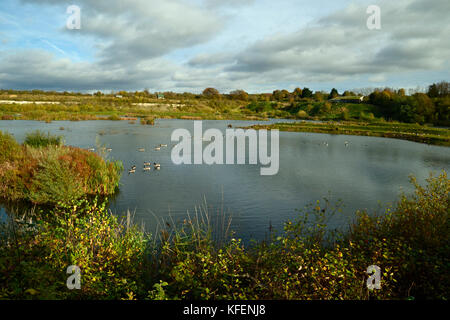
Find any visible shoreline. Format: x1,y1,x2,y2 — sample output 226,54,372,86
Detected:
245,121,450,147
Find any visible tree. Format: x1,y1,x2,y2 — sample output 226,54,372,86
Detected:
412,93,435,123
229,90,249,101
293,87,303,99
428,81,449,98
302,87,313,98
202,88,221,99
313,91,325,101
328,88,339,99
272,90,281,101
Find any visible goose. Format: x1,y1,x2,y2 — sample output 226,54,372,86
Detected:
143,166,151,171
344,141,349,147
159,144,168,147
154,147,161,151
138,148,145,152
128,169,136,174
131,165,137,170
143,162,151,166
154,162,161,168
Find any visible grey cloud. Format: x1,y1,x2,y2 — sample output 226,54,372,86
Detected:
188,52,236,67
22,0,223,66
0,49,174,91
226,0,450,80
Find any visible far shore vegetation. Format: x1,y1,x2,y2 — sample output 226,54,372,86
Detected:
1,82,448,145
247,121,450,146
0,81,448,125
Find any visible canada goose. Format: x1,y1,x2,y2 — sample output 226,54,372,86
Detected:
154,162,161,168
154,147,161,151
128,169,136,174
159,144,168,147
138,148,145,152
344,141,349,147
143,162,151,166
155,166,160,170
143,166,151,171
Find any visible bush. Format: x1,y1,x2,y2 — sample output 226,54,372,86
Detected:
0,198,148,299
108,114,121,121
0,133,122,205
24,130,63,148
296,110,309,119
340,111,350,120
0,131,20,163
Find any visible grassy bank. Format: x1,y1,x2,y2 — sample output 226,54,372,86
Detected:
0,130,123,205
247,121,450,146
0,171,448,300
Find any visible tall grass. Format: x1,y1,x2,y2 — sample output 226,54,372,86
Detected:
24,130,63,148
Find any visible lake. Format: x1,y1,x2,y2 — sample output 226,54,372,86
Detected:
1,119,449,242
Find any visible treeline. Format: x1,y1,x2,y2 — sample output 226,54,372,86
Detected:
368,82,449,125
1,81,449,125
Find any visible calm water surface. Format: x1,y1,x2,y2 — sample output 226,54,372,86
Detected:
1,119,449,241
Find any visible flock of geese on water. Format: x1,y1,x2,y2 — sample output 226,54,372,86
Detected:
86,144,168,174
87,140,351,174
129,144,168,174
321,141,349,147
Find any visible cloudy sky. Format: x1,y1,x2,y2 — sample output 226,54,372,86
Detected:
0,0,448,93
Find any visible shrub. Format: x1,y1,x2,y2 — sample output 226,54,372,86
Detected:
0,131,20,163
0,198,148,299
340,111,350,120
24,130,63,148
0,133,122,205
296,110,309,119
108,114,121,121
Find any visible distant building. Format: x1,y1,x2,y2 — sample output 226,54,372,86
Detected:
330,96,364,104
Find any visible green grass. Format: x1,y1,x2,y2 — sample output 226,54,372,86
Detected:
24,130,63,148
247,121,450,146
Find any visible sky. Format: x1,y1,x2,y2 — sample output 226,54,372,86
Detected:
0,0,448,93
